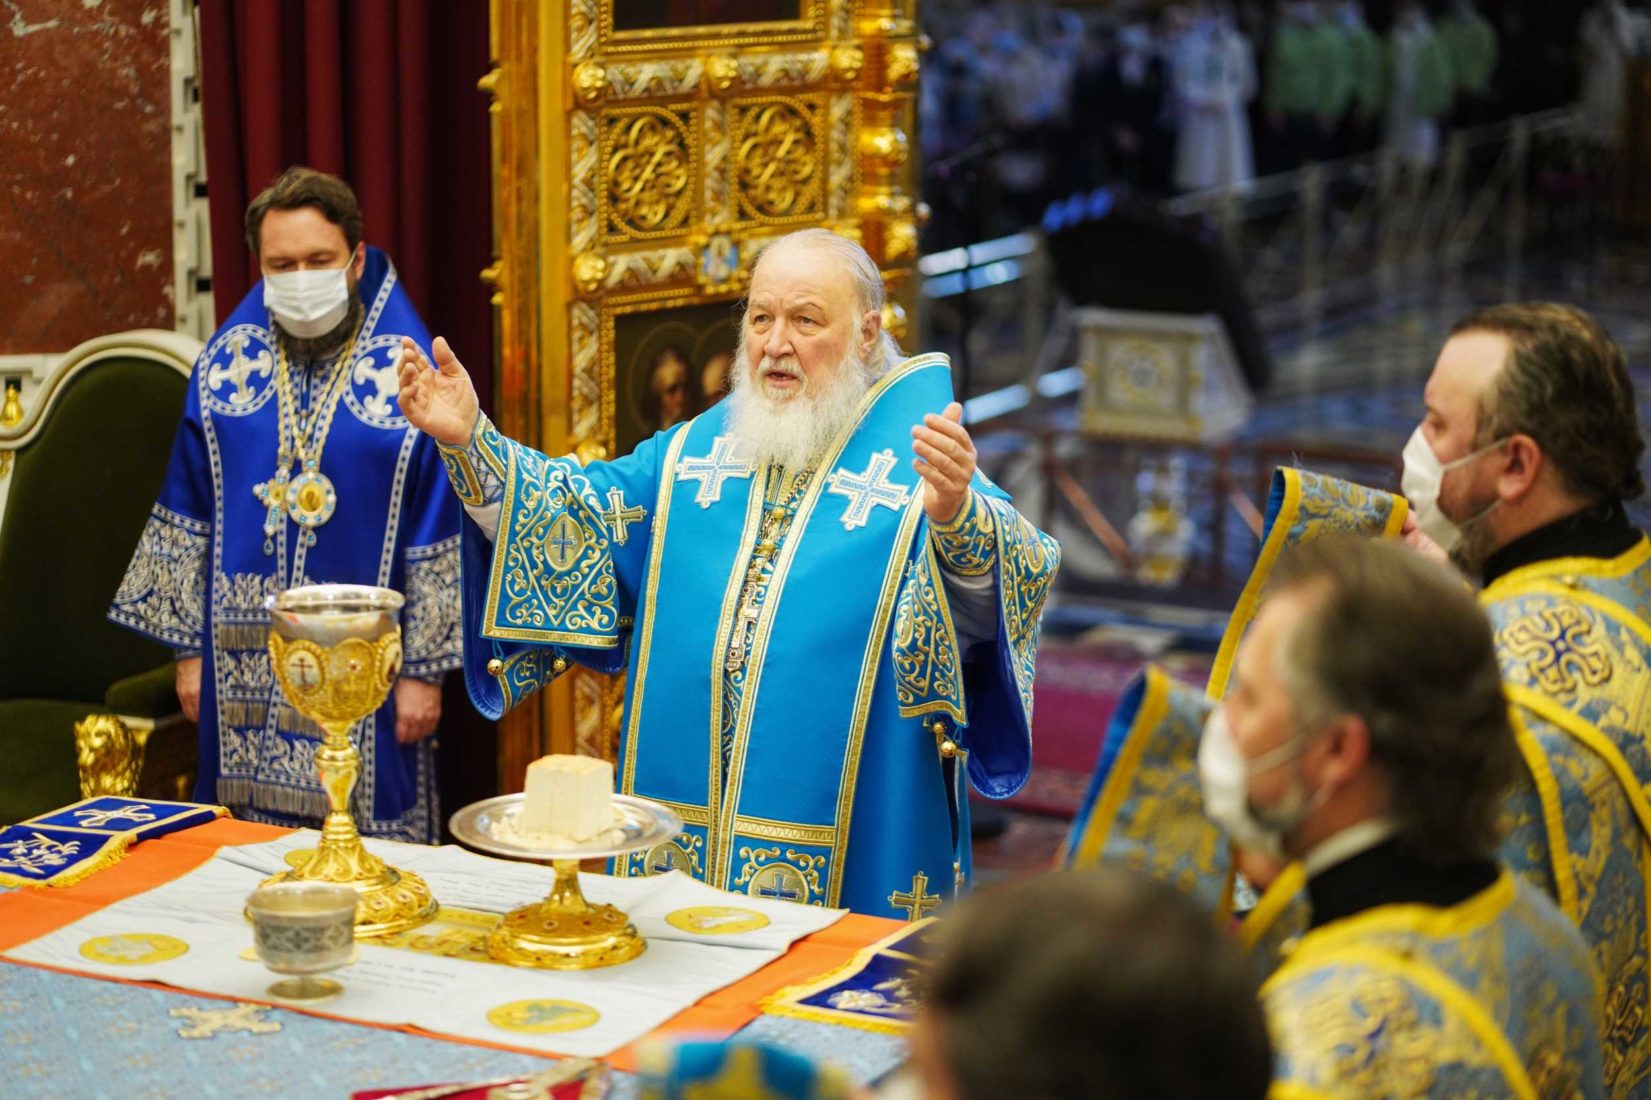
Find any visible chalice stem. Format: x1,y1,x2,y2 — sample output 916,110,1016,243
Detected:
292,721,386,882
547,860,591,913
318,723,363,840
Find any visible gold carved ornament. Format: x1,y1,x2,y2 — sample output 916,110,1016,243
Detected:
735,101,820,221
606,110,694,237
0,378,21,479
75,714,146,798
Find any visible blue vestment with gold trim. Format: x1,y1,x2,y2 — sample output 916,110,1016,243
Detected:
1262,872,1603,1099
1063,467,1406,907
448,355,1058,917
1071,465,1649,1097
109,250,463,842
1481,537,1651,1097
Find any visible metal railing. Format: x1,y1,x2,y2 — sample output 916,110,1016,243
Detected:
919,108,1593,414
1162,108,1586,328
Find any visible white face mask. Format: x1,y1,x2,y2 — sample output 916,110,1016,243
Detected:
263,266,353,339
1400,426,1505,552
1197,706,1323,861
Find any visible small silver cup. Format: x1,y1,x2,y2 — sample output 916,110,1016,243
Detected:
247,881,358,1001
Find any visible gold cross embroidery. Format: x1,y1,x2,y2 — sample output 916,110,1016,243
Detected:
169,1002,283,1040
889,870,941,921
600,486,647,546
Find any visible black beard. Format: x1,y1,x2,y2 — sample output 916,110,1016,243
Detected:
276,294,364,363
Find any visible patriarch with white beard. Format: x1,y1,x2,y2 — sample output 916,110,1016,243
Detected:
391,227,1062,918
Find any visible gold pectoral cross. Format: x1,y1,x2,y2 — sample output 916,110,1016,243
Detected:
253,465,292,552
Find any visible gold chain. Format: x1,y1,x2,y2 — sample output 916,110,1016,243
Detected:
274,317,362,471
725,465,812,673
254,318,365,554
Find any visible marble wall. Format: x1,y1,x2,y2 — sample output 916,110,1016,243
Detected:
0,0,173,354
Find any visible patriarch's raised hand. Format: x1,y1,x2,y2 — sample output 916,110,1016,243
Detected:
911,401,976,525
397,335,479,446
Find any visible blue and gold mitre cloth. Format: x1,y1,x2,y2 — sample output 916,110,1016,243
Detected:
764,917,938,1034
0,796,227,887
1478,535,1651,1097
637,1040,851,1100
1207,466,1408,700
1263,870,1604,1099
1061,665,1233,915
449,354,1059,917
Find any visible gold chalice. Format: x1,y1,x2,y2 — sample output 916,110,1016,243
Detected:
247,881,358,1002
259,584,438,936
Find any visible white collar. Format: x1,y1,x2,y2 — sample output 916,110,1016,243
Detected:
1301,818,1400,878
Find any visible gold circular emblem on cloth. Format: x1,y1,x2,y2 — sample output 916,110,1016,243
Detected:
664,906,771,936
746,863,810,904
644,840,692,875
487,998,601,1034
80,932,190,965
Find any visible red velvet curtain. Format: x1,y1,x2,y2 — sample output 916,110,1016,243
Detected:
197,0,493,411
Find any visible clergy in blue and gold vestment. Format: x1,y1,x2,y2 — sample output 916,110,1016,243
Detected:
1401,303,1651,1096
398,229,1058,917
110,168,462,842
1225,538,1602,1097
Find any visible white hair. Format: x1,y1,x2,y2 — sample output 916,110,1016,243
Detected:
746,229,905,376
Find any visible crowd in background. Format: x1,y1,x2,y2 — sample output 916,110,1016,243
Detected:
920,0,1651,245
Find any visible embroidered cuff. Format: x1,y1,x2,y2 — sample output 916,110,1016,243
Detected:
929,489,996,577
436,413,506,508
403,535,463,675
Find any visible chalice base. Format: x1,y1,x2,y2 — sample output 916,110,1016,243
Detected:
267,975,343,1003
261,863,439,938
487,899,646,970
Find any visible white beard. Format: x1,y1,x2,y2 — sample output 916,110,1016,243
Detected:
724,346,872,471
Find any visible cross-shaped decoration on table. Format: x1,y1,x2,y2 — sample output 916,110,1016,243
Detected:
73,803,158,828
600,486,648,546
826,449,912,531
546,512,585,571
169,1002,283,1040
207,334,272,406
889,870,941,921
676,436,755,508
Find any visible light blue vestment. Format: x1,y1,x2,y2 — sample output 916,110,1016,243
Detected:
442,354,1058,916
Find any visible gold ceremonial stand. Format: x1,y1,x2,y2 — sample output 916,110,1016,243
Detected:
260,585,439,937
450,793,682,970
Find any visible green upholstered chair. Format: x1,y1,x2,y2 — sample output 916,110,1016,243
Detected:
0,329,203,823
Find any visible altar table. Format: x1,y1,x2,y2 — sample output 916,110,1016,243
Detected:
0,818,909,1098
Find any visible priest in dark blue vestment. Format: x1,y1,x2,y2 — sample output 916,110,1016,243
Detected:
111,168,462,842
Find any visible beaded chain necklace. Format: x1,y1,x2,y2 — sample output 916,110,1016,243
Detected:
252,318,363,555
724,465,813,674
